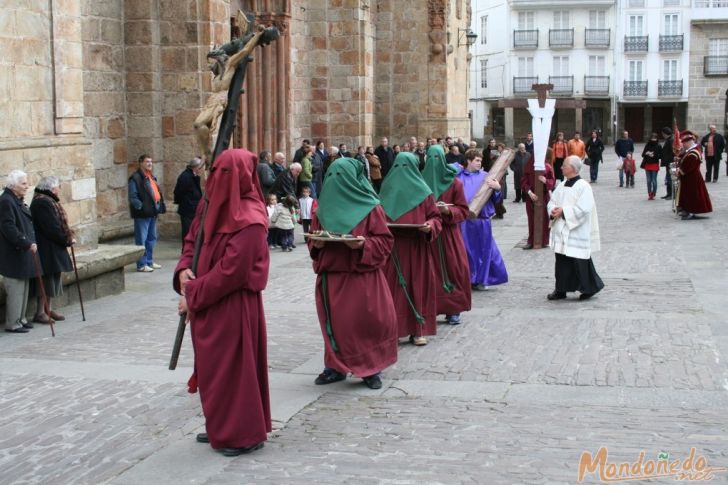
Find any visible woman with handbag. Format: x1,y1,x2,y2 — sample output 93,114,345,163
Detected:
585,130,604,183
641,133,662,200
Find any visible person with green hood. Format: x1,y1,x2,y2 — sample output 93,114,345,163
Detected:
307,158,397,390
422,145,472,325
380,152,442,346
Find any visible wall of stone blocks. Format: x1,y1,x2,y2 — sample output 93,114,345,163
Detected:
688,23,728,134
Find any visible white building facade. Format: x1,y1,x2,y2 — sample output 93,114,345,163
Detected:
614,0,691,141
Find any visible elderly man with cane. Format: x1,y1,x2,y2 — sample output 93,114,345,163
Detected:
0,170,37,333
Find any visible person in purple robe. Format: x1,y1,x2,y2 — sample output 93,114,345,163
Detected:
458,149,508,290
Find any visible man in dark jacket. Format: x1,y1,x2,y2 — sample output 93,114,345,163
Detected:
700,125,725,183
128,154,165,272
660,127,675,199
614,130,635,188
270,163,302,201
173,157,203,242
0,170,37,333
292,139,310,165
256,151,276,197
374,137,395,178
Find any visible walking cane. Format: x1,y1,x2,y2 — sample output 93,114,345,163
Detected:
32,252,55,337
70,246,86,321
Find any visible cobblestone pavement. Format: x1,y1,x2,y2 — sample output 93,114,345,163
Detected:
0,155,727,484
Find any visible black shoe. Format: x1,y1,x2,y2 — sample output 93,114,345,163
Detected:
314,369,346,385
363,374,382,389
196,433,209,443
661,195,671,200
5,327,29,333
706,178,711,183
22,322,34,329
547,291,567,301
221,443,264,457
522,244,533,250
579,293,594,300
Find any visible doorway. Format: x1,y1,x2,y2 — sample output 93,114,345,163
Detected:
624,106,644,142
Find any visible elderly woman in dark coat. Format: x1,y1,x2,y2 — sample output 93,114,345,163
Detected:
0,170,37,333
30,176,74,323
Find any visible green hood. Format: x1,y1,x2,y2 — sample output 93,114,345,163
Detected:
422,144,457,200
316,158,380,234
379,152,433,221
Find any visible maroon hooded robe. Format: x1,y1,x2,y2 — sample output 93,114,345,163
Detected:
309,205,397,376
521,156,556,246
174,149,271,451
430,179,472,315
384,195,442,338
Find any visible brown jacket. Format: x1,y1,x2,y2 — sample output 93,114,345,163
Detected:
366,154,382,180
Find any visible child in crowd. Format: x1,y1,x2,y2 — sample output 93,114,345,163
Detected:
622,152,636,188
298,186,318,237
272,195,297,251
266,193,278,249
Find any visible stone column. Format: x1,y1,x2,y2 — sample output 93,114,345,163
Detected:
52,0,84,134
575,107,583,134
505,107,515,146
644,104,653,141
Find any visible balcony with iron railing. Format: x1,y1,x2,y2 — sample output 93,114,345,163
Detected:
584,76,610,96
513,30,538,49
585,29,610,48
549,76,574,95
624,80,648,97
513,77,539,95
659,34,683,51
658,80,683,97
624,36,648,52
549,29,574,48
704,56,728,76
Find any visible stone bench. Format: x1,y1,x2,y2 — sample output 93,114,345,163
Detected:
0,244,144,320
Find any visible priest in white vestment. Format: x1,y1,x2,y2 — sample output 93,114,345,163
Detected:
546,156,604,300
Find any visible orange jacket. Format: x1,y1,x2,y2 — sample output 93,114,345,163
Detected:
567,139,586,159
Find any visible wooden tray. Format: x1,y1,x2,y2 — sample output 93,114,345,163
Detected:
386,223,428,229
304,234,365,242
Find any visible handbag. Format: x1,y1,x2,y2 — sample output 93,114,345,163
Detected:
584,158,592,166
616,160,623,170
639,159,647,169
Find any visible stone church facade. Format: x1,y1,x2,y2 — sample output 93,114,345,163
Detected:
0,0,471,241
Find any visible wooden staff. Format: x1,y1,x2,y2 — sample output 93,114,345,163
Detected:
32,252,55,337
70,246,85,321
468,148,516,218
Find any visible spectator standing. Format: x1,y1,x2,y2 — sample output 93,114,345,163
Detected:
365,148,383,193
266,193,278,248
30,176,74,323
567,132,586,161
551,132,568,181
255,151,276,198
641,133,662,200
700,125,725,183
414,141,427,170
660,127,675,199
524,132,535,157
271,152,286,178
174,157,204,242
375,137,395,178
128,154,165,272
292,139,310,165
270,162,301,201
585,130,604,183
623,153,636,188
510,143,529,203
615,130,635,188
312,141,326,197
0,170,36,333
298,186,317,236
445,145,465,167
271,195,297,251
298,145,315,197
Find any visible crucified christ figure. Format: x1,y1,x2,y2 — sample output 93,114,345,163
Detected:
193,11,265,166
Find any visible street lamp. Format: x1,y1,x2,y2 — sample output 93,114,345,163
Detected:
458,29,478,47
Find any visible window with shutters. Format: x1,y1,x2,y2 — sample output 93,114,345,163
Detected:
480,59,488,88
518,57,534,76
628,60,644,81
518,11,535,30
588,55,606,75
589,11,606,29
480,16,487,45
663,14,679,35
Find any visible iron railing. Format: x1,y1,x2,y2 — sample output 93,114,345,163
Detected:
694,0,728,6
514,30,538,49
513,77,539,94
584,76,610,96
549,76,574,94
659,34,683,51
549,29,574,48
585,29,610,48
624,36,649,52
624,80,648,97
658,80,683,96
704,56,728,75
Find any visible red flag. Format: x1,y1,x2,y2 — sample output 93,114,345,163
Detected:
672,118,681,157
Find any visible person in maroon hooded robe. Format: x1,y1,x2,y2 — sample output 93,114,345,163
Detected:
676,132,713,220
307,158,397,390
174,149,271,457
521,147,556,249
380,152,442,346
421,144,471,325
